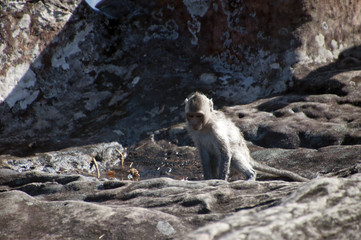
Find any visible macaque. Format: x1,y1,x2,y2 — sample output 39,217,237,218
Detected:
185,92,308,182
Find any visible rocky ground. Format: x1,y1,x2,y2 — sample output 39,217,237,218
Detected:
1,0,361,239
0,165,360,240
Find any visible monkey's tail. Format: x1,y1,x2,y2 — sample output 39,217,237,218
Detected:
252,162,309,182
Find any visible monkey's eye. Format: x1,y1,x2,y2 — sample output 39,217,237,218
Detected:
187,114,195,121
194,113,203,119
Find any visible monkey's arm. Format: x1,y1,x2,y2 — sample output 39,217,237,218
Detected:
252,161,309,182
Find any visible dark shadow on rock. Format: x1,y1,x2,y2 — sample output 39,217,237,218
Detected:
0,2,108,156
0,0,310,157
0,1,195,157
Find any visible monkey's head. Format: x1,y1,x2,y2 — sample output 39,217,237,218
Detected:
185,92,213,131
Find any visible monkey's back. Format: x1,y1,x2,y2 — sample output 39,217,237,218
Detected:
211,110,254,168
211,110,247,148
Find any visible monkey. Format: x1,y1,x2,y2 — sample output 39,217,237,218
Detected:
185,92,309,182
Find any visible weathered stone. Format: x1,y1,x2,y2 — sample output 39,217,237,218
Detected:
225,84,361,149
183,174,361,240
0,168,360,239
0,190,189,240
0,142,125,176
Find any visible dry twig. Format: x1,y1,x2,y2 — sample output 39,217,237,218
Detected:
92,157,101,178
115,148,125,168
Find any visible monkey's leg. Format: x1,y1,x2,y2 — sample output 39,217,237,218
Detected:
218,151,232,181
210,157,219,179
199,148,212,179
232,152,256,180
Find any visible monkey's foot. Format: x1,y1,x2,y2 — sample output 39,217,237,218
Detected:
245,170,256,181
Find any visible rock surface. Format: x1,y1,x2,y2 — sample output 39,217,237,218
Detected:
183,173,361,240
1,0,361,239
0,167,360,240
0,141,123,171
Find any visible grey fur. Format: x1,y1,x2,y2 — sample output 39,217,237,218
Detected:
185,92,309,182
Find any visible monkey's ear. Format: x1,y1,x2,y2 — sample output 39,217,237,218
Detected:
209,98,214,112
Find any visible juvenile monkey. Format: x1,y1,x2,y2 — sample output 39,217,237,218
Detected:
185,92,308,182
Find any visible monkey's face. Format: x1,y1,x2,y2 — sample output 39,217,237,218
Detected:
186,112,205,131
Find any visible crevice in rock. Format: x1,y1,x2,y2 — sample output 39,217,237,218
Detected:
3,173,81,188
298,131,341,149
84,192,117,202
15,182,62,196
101,181,128,190
235,199,280,211
341,134,361,146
